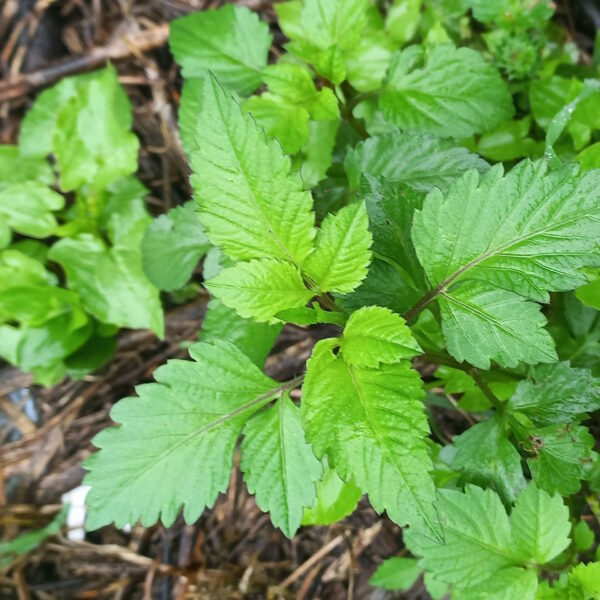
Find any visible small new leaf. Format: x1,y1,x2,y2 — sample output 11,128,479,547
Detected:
303,202,372,294
205,259,314,323
340,306,421,368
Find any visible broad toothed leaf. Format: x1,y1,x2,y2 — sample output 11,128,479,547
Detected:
406,483,570,596
241,395,322,537
303,202,372,294
206,259,313,322
84,340,278,529
412,160,600,367
525,424,595,496
405,485,519,587
345,131,489,192
170,5,272,96
380,45,514,138
189,76,315,265
507,362,600,425
438,281,557,369
302,339,440,536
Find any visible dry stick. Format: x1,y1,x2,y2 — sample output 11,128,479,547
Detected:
278,534,345,591
0,23,169,101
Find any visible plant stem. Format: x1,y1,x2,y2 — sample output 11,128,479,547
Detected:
470,368,504,412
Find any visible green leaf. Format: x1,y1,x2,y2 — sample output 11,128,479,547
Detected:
369,557,422,591
0,182,64,238
0,249,55,291
530,76,600,151
190,76,315,265
344,31,395,92
544,80,600,167
84,340,279,529
49,234,164,337
141,202,210,291
0,146,54,187
261,63,317,102
477,117,542,162
452,416,526,504
170,4,272,96
340,259,421,314
2,313,92,373
200,299,281,368
302,465,362,525
360,175,427,295
303,202,372,293
19,69,133,158
277,0,371,84
0,505,69,569
340,306,421,367
386,0,421,44
525,424,595,496
241,395,322,537
577,273,600,311
573,520,595,552
437,280,556,369
53,68,139,192
569,562,600,598
405,485,520,587
345,131,489,192
65,332,117,380
276,303,347,326
455,567,538,600
299,119,339,188
303,339,440,536
412,161,600,367
206,259,313,322
380,45,514,138
243,94,310,155
510,483,571,564
507,363,600,425
577,142,600,172
414,162,600,301
296,0,370,51
0,285,85,326
407,483,569,596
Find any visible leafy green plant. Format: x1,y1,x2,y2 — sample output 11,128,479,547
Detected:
79,1,600,597
0,67,164,385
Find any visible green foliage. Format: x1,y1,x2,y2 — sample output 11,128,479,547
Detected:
16,1,593,596
380,44,514,138
0,67,163,385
